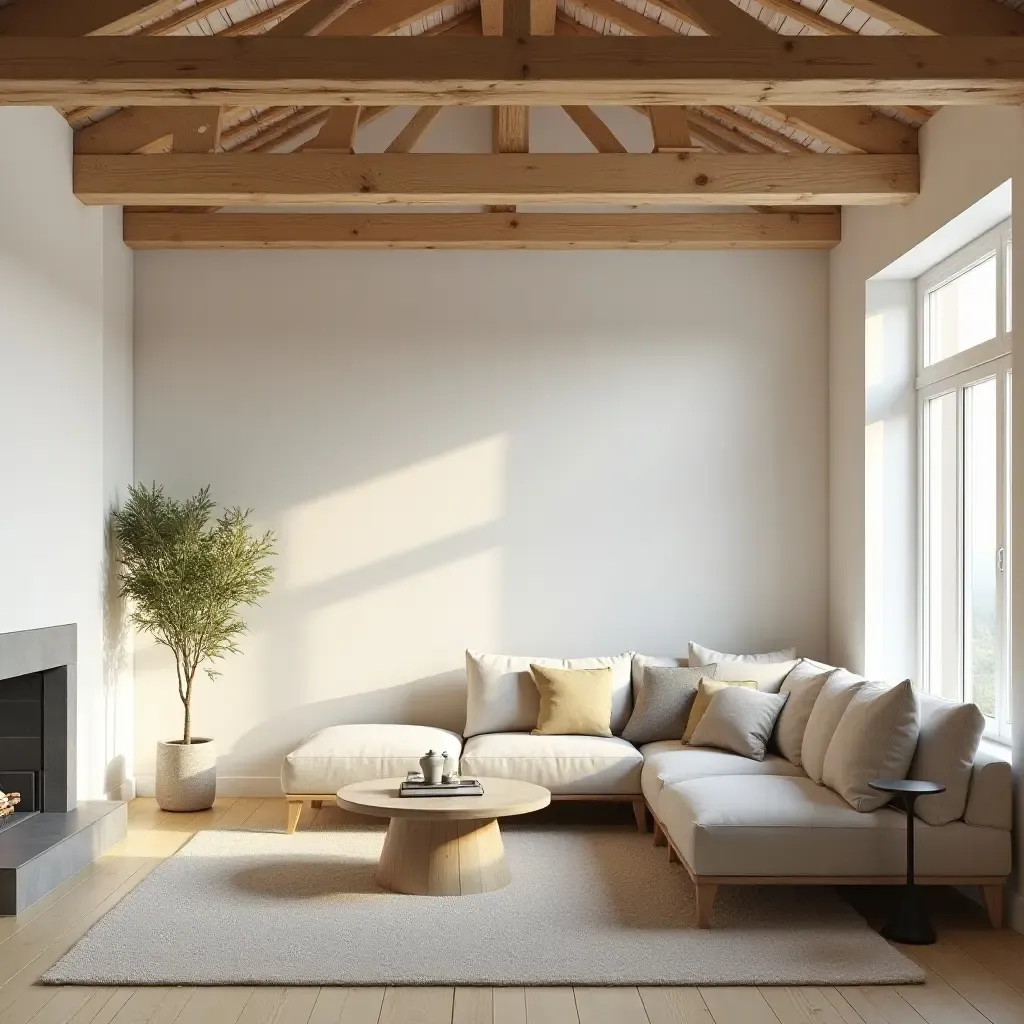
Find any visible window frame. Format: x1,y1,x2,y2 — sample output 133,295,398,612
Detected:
915,219,1012,743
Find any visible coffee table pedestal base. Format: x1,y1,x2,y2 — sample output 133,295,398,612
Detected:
376,816,510,896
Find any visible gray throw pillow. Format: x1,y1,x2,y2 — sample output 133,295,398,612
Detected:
621,664,718,745
688,687,789,761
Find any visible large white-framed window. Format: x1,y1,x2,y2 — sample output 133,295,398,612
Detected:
917,221,1012,741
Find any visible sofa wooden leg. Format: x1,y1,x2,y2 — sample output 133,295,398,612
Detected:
668,843,680,864
695,882,717,929
653,820,667,847
632,799,648,833
311,800,324,810
285,800,304,834
982,884,1005,929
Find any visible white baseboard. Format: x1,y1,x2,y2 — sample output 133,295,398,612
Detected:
134,775,283,798
105,779,136,802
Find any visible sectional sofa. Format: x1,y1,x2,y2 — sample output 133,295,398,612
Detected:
281,649,1012,929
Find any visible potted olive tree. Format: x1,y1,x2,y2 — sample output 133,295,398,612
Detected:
113,484,276,812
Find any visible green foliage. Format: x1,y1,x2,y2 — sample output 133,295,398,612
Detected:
112,483,276,744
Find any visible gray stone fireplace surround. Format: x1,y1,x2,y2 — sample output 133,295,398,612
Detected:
0,625,126,915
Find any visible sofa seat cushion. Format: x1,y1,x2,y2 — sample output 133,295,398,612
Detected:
460,733,642,795
639,741,803,806
658,775,1010,880
282,724,463,794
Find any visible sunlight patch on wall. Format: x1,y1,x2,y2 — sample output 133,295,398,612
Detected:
284,436,507,589
302,549,502,695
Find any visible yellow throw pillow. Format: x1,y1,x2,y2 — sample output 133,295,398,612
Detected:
683,678,756,743
530,665,614,737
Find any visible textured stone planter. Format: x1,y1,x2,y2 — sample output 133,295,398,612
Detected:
156,738,216,812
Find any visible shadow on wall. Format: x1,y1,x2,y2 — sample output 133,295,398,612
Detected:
102,508,132,798
227,672,468,775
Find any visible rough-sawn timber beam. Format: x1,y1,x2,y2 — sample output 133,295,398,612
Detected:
121,211,842,250
6,37,1024,107
74,152,918,206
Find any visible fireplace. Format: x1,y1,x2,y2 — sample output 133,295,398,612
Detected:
0,625,124,915
0,666,73,817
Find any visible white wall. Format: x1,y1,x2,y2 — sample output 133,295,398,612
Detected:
0,108,135,801
829,105,1024,921
132,248,829,792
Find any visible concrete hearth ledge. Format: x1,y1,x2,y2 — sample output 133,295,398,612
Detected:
0,801,127,915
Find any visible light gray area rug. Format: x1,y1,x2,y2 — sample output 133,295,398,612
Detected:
44,823,923,986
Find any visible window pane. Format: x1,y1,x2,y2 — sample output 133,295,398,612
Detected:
926,255,997,366
964,377,998,719
924,391,960,701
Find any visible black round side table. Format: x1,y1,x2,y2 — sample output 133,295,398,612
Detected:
869,779,946,945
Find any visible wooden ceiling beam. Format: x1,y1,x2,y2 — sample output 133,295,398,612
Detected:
685,109,772,152
122,211,842,250
760,105,918,154
316,0,454,35
267,0,356,35
0,0,180,35
569,0,679,36
17,37,1024,108
701,106,804,154
304,106,360,151
563,106,628,153
752,0,855,35
849,0,1024,36
386,107,442,153
649,107,695,152
74,152,919,206
650,0,775,38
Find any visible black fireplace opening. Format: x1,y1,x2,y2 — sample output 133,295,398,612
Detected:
0,667,72,818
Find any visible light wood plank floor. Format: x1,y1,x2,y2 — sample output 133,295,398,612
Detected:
0,797,1018,1024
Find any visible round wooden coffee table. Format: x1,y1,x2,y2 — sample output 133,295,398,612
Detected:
337,777,550,897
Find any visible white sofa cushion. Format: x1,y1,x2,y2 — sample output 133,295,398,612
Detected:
822,679,919,812
465,650,634,738
658,775,1011,880
638,741,803,806
801,669,866,784
281,724,463,795
460,733,642,795
909,693,986,825
773,659,835,767
689,642,797,666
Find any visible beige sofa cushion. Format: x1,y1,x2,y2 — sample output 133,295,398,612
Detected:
964,748,1013,830
689,642,797,666
688,687,788,761
465,650,633,737
459,732,642,795
658,775,1011,880
801,669,865,784
908,693,986,825
281,724,463,794
822,679,919,812
712,658,800,694
530,665,614,737
773,659,835,767
638,742,803,806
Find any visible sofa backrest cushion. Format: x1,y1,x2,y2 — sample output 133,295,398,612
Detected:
631,654,688,699
464,650,634,737
909,693,985,825
822,679,919,812
713,658,800,694
801,669,865,784
773,659,836,767
689,642,797,666
622,664,718,745
688,687,788,762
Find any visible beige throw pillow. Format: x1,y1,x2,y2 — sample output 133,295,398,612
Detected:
688,687,789,761
688,642,798,666
530,665,614,737
801,669,865,784
773,659,835,766
683,678,756,743
909,693,985,825
822,679,919,812
713,658,800,694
